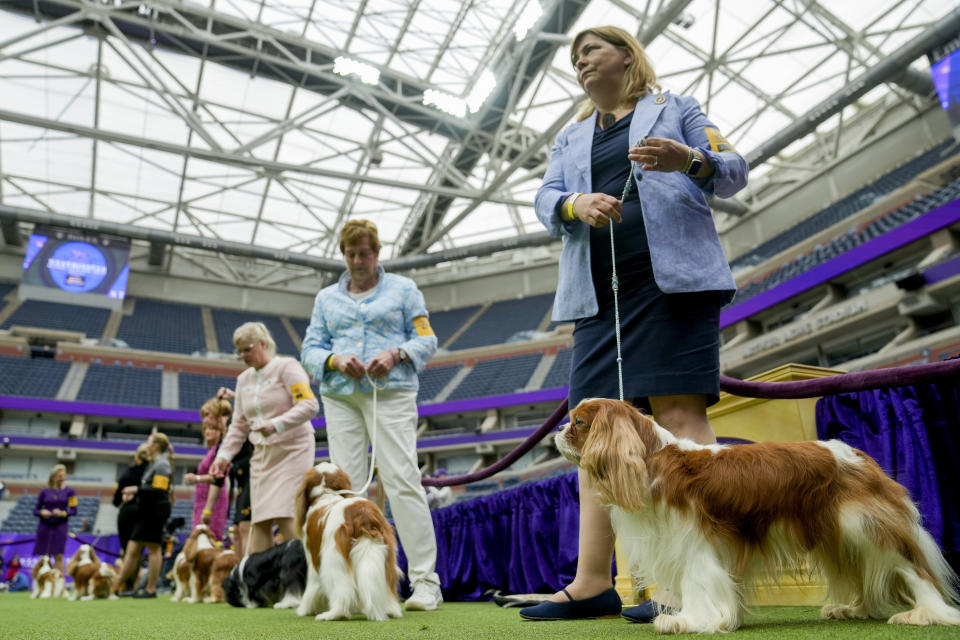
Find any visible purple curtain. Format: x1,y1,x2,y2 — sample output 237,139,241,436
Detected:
395,472,583,601
816,381,960,573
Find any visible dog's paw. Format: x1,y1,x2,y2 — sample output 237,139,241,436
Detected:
315,610,348,622
822,604,868,620
653,614,688,635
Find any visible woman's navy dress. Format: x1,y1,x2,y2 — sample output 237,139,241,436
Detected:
567,112,723,409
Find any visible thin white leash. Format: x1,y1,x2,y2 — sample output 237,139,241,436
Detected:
609,136,644,402
337,372,384,496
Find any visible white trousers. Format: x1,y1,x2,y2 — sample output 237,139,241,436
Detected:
322,389,440,587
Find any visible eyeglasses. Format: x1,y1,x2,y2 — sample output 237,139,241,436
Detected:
234,344,256,357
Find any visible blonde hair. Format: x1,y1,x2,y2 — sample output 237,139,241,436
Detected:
47,464,67,488
570,26,661,122
200,397,231,441
233,322,277,359
134,443,151,465
339,219,381,253
149,432,175,468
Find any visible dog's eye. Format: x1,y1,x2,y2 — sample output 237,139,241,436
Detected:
574,417,584,427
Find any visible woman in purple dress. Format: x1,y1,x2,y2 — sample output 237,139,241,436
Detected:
184,397,232,541
33,464,77,575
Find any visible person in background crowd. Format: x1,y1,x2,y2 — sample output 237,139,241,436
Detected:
117,432,175,598
521,25,747,623
209,322,319,555
301,219,443,611
184,397,232,541
215,386,254,556
1,553,28,592
33,464,76,576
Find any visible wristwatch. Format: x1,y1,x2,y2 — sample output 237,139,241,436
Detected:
397,348,409,363
686,149,704,176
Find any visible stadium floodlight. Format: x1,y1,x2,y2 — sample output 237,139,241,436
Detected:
467,70,497,114
423,89,467,118
514,0,543,41
333,56,381,86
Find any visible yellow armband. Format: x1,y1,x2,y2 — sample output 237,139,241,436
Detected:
413,316,435,337
67,496,78,508
151,475,170,490
290,381,316,402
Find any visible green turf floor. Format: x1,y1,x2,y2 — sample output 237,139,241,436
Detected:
0,592,958,640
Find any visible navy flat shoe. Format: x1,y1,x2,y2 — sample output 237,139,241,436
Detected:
621,599,675,623
519,587,622,620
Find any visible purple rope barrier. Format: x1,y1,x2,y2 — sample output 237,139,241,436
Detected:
719,358,960,399
421,359,960,487
422,398,568,488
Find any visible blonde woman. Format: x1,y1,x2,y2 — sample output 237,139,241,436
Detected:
117,432,174,598
33,464,76,575
522,26,747,623
183,397,232,540
210,322,319,554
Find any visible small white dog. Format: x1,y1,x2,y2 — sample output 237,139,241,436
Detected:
294,462,402,622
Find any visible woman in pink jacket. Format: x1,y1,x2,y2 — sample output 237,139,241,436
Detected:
210,322,319,554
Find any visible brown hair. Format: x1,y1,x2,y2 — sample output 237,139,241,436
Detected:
339,219,381,253
200,397,231,441
570,26,661,122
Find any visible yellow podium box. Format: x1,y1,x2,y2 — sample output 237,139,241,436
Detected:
613,364,845,606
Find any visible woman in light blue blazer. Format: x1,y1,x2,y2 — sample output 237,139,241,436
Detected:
520,26,748,623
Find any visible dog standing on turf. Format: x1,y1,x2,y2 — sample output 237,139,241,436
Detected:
31,555,64,599
294,462,402,621
557,398,960,634
172,524,235,603
66,544,116,600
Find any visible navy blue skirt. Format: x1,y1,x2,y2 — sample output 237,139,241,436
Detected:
568,253,723,410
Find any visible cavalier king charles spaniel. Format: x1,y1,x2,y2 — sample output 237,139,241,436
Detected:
171,524,238,603
30,555,64,599
557,398,960,634
66,544,117,600
294,462,402,622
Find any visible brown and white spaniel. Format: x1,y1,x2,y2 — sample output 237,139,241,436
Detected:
172,524,236,603
294,462,402,621
557,398,960,634
31,555,64,599
66,544,115,600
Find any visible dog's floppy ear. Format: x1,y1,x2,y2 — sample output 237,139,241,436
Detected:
184,529,200,562
579,400,649,512
294,468,323,536
66,550,79,578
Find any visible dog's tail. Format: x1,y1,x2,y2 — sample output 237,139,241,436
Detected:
351,538,395,621
336,501,400,621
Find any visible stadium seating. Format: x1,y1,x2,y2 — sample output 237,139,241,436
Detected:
730,141,960,272
733,176,960,305
446,353,542,401
116,298,206,354
288,317,310,345
210,308,298,356
77,363,162,407
0,354,70,398
541,349,573,390
417,364,463,404
178,372,239,411
448,294,554,350
429,305,481,347
0,495,99,534
0,300,110,338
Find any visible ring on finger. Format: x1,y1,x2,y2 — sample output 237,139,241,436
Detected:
652,154,659,167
